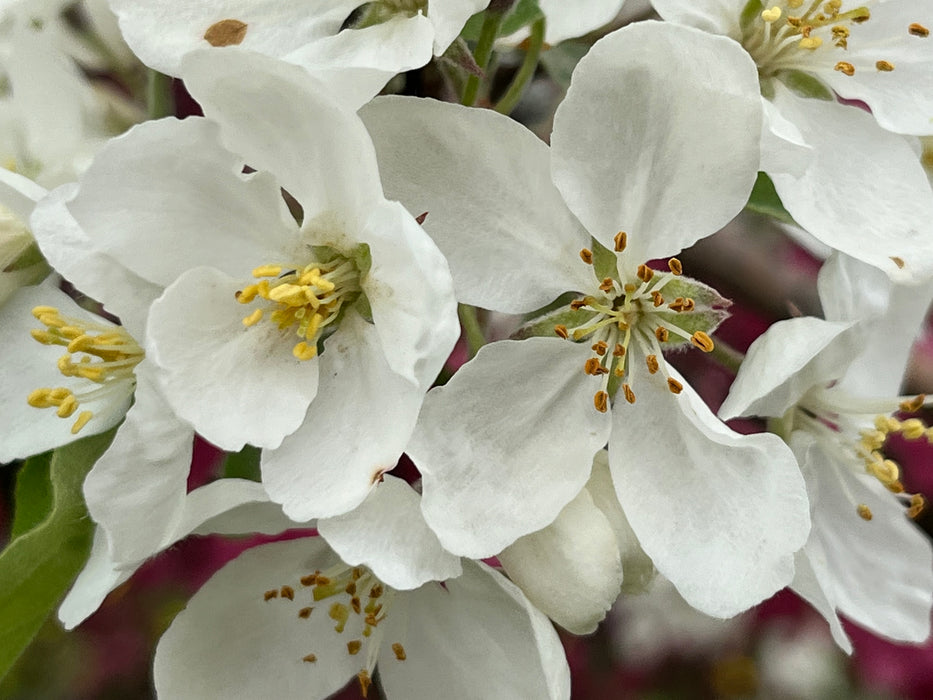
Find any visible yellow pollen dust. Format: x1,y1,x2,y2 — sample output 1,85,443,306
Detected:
238,257,361,362
27,306,143,434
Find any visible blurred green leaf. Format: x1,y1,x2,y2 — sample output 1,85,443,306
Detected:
0,429,115,680
10,452,53,540
746,172,796,225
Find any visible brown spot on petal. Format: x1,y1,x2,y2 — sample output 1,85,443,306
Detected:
204,19,248,47
891,256,906,269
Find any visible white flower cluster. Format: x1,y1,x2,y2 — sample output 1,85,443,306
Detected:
1,0,932,696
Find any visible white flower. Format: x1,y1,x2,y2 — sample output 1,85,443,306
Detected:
109,0,490,110
361,21,810,618
150,477,569,700
720,253,933,650
502,0,628,45
64,47,459,522
0,167,48,307
651,0,933,281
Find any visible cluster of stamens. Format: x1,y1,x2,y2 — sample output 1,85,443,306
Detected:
743,0,927,79
555,232,717,413
263,564,405,697
27,305,143,434
237,257,362,362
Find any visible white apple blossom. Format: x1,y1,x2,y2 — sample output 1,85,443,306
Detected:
650,0,933,281
63,47,458,523
109,0,490,110
502,0,628,45
361,21,810,618
720,253,933,651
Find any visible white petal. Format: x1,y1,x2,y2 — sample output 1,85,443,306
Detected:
790,549,853,654
67,117,297,288
360,95,593,313
429,0,490,53
760,96,812,177
147,266,320,451
768,84,933,282
362,199,459,391
412,338,613,558
181,47,384,225
550,21,761,261
83,366,193,565
154,538,361,700
610,363,811,617
650,0,740,35
380,561,570,700
499,485,623,634
793,432,933,643
318,475,462,591
719,316,860,421
261,314,423,521
533,0,626,44
0,281,130,462
0,167,45,222
58,529,132,630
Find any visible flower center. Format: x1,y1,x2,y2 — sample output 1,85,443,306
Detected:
236,247,365,362
553,233,727,413
262,563,406,698
27,305,144,434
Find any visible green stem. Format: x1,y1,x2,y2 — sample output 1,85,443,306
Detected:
458,304,486,358
494,17,546,115
146,69,175,119
461,10,505,106
709,335,745,374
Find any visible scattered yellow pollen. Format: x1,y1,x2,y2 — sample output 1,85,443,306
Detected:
293,342,317,361
799,36,823,49
646,355,660,374
263,589,278,601
691,331,715,353
358,670,372,697
876,60,895,71
655,327,669,343
834,61,855,76
554,324,569,339
636,264,654,283
302,654,317,663
857,504,873,521
592,340,608,356
909,22,930,37
392,642,407,661
579,248,593,264
623,384,636,404
900,395,926,412
242,308,263,327
614,231,627,252
594,391,609,413
347,640,362,655
71,411,93,434
667,377,683,394
204,18,248,47
891,256,906,269
667,258,683,275
252,264,282,278
761,6,781,23
298,607,313,619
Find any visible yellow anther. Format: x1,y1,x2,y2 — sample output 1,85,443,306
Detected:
875,415,900,433
667,258,683,275
901,418,926,440
392,642,407,661
351,596,362,614
236,284,259,304
857,504,873,521
570,299,587,311
369,584,384,599
591,340,608,356
27,388,52,408
347,640,362,655
876,60,895,72
71,411,93,434
799,36,823,49
302,654,317,663
901,394,926,412
636,264,654,283
252,264,282,278
31,305,58,318
622,384,636,404
280,585,294,600
579,248,593,264
599,277,615,293
56,394,78,418
29,329,57,344
646,355,660,374
554,324,569,339
613,343,626,357
267,283,306,305
584,357,606,375
667,377,683,394
860,429,886,451
834,61,855,76
868,458,900,486
293,342,317,361
614,231,627,252
909,494,926,519
76,365,105,381
329,602,350,633
242,308,263,327
651,290,664,307
761,6,781,22
594,391,609,413
298,607,313,618
691,331,715,353
909,22,930,37
304,312,324,340
263,589,278,601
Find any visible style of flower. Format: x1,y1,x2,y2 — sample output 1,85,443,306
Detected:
651,0,933,281
63,47,459,523
361,21,810,618
109,0,490,109
720,253,933,650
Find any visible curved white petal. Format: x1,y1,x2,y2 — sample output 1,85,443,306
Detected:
380,561,571,700
719,317,860,421
362,199,458,391
412,338,613,558
790,549,853,654
499,485,623,634
360,96,594,313
537,0,626,44
0,167,45,222
154,538,362,700
261,314,423,521
610,363,811,617
58,529,132,630
181,47,384,226
147,266,320,451
651,0,740,36
760,96,813,177
768,84,933,282
429,0,490,52
67,117,297,288
550,21,761,261
318,475,462,591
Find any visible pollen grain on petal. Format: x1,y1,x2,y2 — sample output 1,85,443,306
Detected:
857,503,873,521
392,642,407,661
204,19,248,47
875,60,895,72
909,22,930,37
579,248,593,264
594,390,609,413
834,61,855,76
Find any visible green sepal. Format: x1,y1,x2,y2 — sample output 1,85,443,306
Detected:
0,428,117,681
739,0,764,30
746,171,796,224
779,70,834,101
353,293,374,323
652,309,732,349
658,275,732,312
462,0,543,41
10,452,54,540
590,238,619,286
221,444,261,482
512,304,598,340
350,243,372,278
3,242,45,273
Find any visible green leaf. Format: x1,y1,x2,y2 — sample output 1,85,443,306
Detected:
0,429,116,680
745,171,796,224
10,452,53,540
779,70,833,101
462,0,543,41
222,444,262,482
739,0,764,30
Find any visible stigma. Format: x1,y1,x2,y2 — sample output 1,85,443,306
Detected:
27,305,143,434
236,249,364,362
